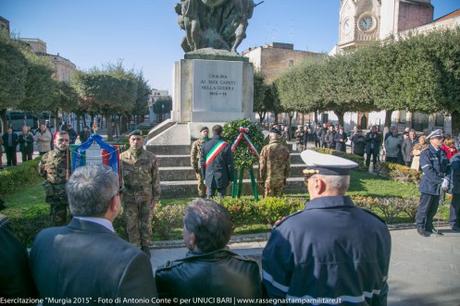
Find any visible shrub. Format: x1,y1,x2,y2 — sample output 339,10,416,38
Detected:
0,158,42,196
313,148,367,170
3,205,51,246
152,204,185,240
375,162,421,183
257,197,304,225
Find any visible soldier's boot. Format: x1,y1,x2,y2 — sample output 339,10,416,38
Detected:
51,204,68,226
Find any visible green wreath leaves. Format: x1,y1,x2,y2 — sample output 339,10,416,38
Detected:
222,119,265,169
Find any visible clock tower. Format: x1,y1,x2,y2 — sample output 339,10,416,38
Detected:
337,0,433,51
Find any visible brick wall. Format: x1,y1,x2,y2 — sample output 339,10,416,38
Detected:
260,48,322,84
398,1,433,32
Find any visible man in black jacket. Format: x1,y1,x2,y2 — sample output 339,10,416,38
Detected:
18,125,34,162
0,214,37,300
30,165,156,304
156,199,262,305
200,125,234,198
2,126,18,166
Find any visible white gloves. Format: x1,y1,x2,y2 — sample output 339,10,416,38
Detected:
441,178,450,192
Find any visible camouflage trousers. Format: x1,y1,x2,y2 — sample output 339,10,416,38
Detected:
195,171,206,198
44,183,68,226
264,180,286,198
123,194,155,248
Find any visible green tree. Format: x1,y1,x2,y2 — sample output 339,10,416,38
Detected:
0,33,28,131
72,63,138,140
152,97,172,123
253,72,268,123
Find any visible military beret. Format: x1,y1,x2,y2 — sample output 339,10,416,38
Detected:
200,126,209,132
300,150,358,176
270,127,281,135
128,130,142,137
426,129,444,139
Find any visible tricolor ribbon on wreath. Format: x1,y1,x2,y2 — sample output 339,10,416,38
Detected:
230,127,260,200
231,127,259,158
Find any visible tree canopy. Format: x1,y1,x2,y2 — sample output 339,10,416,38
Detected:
276,27,460,130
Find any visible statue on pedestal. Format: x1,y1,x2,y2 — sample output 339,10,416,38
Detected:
175,0,258,53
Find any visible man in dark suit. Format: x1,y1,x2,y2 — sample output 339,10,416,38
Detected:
30,165,156,303
2,126,18,166
0,214,37,299
200,125,234,198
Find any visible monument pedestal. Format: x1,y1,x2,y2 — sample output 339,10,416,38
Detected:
147,51,253,145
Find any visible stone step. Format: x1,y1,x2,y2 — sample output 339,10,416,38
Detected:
157,153,303,168
147,145,191,156
159,164,306,181
146,119,176,141
159,177,305,199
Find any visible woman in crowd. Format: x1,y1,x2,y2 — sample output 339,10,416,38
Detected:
411,135,429,171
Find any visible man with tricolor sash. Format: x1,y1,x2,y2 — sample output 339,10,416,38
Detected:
200,125,234,198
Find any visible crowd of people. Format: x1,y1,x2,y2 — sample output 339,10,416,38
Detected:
0,123,92,168
268,122,460,171
1,150,393,305
1,121,459,304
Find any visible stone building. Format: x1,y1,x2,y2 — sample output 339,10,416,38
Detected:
0,16,10,34
20,38,76,83
324,0,460,133
149,90,171,123
242,42,324,84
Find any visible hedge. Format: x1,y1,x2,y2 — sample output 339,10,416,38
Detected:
0,158,41,196
5,194,434,246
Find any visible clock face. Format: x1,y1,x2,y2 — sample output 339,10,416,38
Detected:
358,15,374,32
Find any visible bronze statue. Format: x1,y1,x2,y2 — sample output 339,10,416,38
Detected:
175,0,258,53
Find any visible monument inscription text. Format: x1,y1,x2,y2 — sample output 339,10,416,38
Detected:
193,60,243,113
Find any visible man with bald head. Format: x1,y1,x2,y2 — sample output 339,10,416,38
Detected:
262,150,391,305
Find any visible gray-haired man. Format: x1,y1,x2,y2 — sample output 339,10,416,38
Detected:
30,165,156,303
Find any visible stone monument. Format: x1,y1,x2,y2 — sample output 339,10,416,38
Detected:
147,0,257,146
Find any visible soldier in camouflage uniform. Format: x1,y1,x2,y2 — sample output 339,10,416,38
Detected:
120,130,160,256
190,126,209,198
38,131,70,226
295,126,305,152
259,127,290,197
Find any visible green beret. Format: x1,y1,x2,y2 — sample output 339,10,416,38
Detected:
128,130,142,137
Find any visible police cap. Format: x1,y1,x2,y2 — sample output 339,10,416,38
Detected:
301,150,358,176
426,129,443,140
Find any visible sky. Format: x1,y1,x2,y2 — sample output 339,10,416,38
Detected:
1,0,459,93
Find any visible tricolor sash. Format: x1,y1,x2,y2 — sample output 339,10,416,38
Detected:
205,140,228,168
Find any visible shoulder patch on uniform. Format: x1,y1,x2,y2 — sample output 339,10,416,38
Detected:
360,208,386,224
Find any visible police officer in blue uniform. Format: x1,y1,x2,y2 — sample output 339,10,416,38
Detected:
262,150,391,305
415,129,449,237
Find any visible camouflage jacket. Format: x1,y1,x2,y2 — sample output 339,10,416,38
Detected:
38,149,69,185
120,148,160,201
190,138,208,171
259,138,290,184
